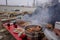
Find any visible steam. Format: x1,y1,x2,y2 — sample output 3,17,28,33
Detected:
29,8,51,25
22,0,58,26
22,7,51,26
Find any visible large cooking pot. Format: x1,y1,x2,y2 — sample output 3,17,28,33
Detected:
25,25,45,40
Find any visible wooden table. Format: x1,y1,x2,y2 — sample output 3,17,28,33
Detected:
3,23,26,40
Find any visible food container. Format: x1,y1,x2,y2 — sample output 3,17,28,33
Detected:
25,25,45,40
13,28,25,37
16,20,31,28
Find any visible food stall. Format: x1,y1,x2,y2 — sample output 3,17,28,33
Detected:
3,20,47,40
2,0,60,40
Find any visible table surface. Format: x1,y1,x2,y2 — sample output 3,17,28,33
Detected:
3,23,26,40
3,23,60,40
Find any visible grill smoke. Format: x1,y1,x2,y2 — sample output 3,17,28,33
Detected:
22,0,58,26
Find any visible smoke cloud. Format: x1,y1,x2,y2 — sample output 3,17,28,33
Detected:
22,0,58,26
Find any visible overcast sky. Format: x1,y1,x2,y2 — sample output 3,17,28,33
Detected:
0,0,6,5
7,0,33,6
0,0,33,6
0,0,60,6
